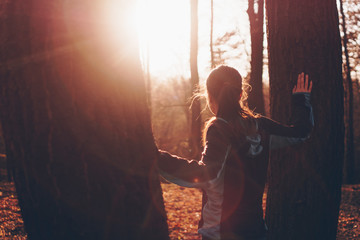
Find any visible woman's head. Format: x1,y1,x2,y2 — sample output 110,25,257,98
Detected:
206,65,243,120
202,65,257,145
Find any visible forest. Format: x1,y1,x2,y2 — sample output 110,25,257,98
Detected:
0,0,359,239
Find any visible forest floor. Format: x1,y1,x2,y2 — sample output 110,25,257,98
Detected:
0,181,359,240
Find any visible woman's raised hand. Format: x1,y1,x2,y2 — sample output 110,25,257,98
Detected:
292,72,313,94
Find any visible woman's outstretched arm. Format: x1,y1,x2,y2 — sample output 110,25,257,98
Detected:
157,120,231,188
258,72,314,149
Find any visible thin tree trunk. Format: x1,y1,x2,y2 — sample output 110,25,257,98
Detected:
247,0,265,115
265,0,344,239
340,0,355,184
210,0,215,69
146,40,152,111
0,1,169,239
190,0,202,159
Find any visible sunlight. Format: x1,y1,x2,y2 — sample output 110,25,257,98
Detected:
135,0,190,78
98,0,191,80
100,0,252,81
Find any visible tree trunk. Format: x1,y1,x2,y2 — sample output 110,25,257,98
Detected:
247,0,265,115
210,0,215,69
190,0,202,159
339,0,355,184
0,1,169,240
265,0,344,239
146,39,152,112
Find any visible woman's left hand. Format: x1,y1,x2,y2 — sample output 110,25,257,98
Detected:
292,72,313,94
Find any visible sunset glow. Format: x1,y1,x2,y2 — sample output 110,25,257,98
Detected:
102,0,251,81
135,0,190,78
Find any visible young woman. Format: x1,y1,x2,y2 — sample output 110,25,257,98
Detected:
158,65,313,240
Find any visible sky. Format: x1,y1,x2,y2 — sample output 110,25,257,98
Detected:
135,0,253,84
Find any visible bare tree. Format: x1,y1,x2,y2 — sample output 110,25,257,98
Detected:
265,0,344,239
247,0,265,115
340,0,355,184
210,0,215,69
146,41,152,111
190,0,202,159
152,77,192,157
0,1,169,239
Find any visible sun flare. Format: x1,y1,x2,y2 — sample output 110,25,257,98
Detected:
135,0,190,77
98,0,190,78
101,0,251,81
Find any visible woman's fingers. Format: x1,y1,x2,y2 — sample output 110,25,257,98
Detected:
298,72,303,88
298,72,305,91
293,72,312,93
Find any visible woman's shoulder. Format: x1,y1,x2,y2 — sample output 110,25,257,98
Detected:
204,117,234,142
205,115,264,139
234,114,261,136
205,117,229,134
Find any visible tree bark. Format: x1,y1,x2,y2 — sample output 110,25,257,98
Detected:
0,1,169,239
247,0,265,115
146,41,152,112
265,0,344,239
210,0,215,69
190,0,202,159
339,0,355,184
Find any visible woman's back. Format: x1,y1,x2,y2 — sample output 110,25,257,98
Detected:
200,117,269,239
158,67,313,240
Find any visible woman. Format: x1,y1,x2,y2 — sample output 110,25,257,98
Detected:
158,65,313,240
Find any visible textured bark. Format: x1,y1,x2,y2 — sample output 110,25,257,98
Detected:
265,0,344,239
0,1,169,240
340,0,355,184
247,0,265,115
210,0,215,69
190,0,202,159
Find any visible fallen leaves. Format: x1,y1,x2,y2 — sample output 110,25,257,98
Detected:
0,182,26,239
337,203,360,239
0,182,359,239
161,183,202,240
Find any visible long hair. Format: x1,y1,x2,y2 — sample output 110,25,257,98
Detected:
203,65,258,145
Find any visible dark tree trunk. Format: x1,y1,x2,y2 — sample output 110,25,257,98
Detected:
190,0,202,159
340,0,355,184
0,1,169,240
265,0,344,239
247,0,265,115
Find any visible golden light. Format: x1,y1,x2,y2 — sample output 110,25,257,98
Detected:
98,0,190,78
98,0,251,80
100,1,138,42
135,0,190,77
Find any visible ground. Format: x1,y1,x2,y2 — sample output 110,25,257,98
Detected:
0,182,359,239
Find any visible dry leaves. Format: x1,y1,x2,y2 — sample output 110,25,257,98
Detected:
162,183,360,240
338,203,360,239
0,182,359,239
161,183,203,240
0,182,26,239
